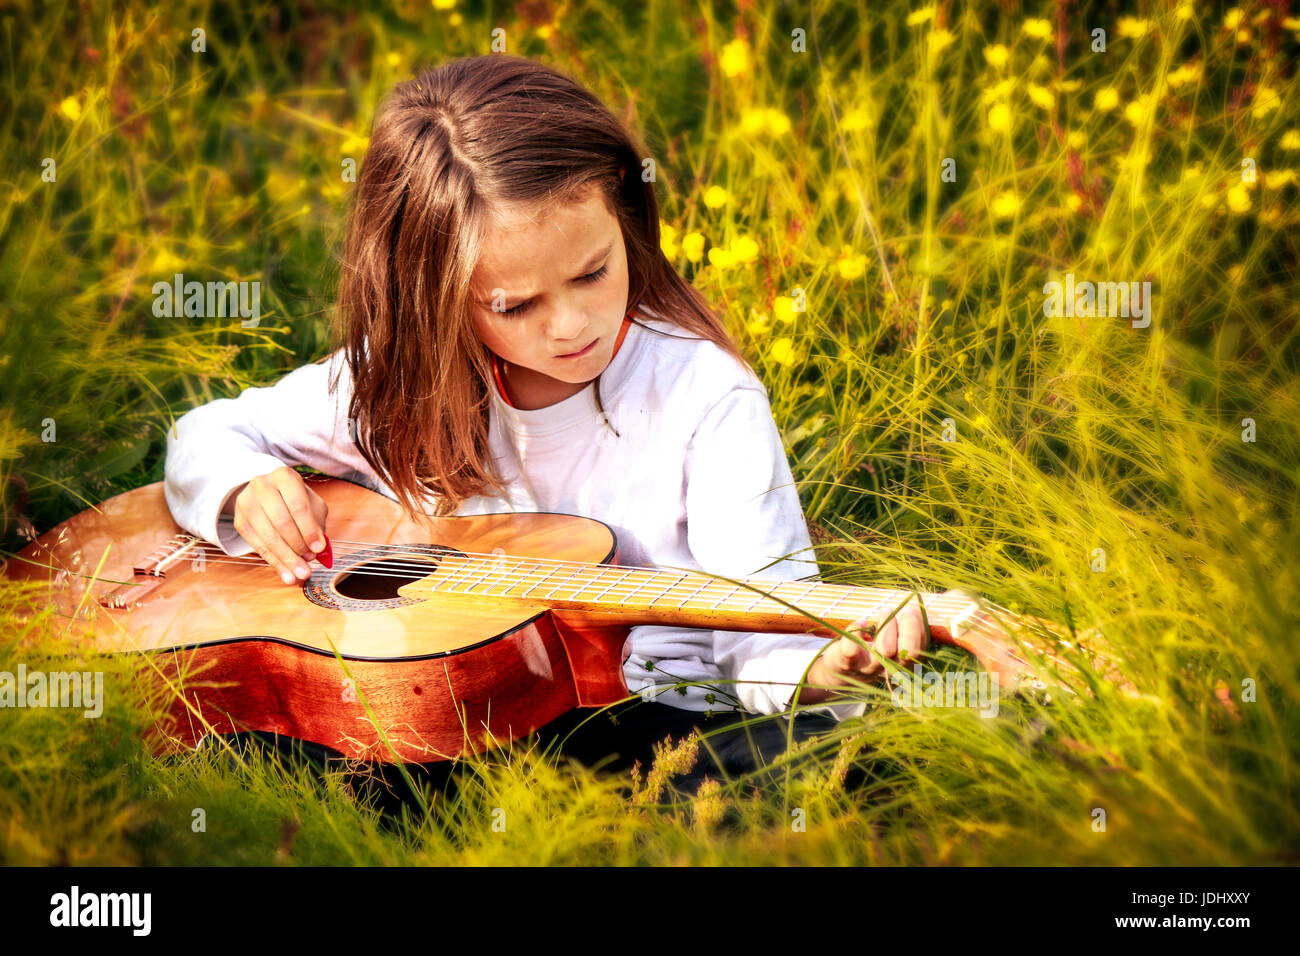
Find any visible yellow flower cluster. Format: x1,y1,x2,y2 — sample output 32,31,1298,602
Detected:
707,235,759,268
1166,62,1202,89
1021,18,1052,40
659,222,706,263
983,44,1009,68
836,246,868,279
741,108,792,136
1116,17,1149,39
1251,87,1280,121
991,191,1021,219
720,38,751,78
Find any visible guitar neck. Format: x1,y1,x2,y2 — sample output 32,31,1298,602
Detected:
405,554,977,635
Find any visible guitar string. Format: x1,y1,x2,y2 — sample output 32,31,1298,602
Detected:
175,535,966,604
128,536,1020,623
145,544,1005,624
176,540,952,602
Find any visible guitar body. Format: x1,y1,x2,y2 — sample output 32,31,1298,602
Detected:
3,477,635,763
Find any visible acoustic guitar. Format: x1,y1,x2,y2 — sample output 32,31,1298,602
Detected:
1,476,1130,764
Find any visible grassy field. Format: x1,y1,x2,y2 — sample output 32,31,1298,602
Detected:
1,0,1297,865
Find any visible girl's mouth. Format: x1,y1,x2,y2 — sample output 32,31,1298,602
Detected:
557,339,598,359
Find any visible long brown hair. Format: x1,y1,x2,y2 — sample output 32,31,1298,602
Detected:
331,54,749,519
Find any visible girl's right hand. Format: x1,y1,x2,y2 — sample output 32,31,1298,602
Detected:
226,466,330,585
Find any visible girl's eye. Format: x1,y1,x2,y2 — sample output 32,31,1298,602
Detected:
500,264,608,317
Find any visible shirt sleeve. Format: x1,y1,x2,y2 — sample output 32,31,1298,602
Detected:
163,348,379,556
683,384,867,722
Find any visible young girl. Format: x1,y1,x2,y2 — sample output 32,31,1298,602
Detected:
164,54,929,799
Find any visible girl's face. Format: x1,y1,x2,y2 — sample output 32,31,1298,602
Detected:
469,182,630,394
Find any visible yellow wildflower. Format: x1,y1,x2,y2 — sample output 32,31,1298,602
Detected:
988,102,1011,132
1066,193,1083,212
386,51,401,68
1251,86,1281,121
744,108,793,135
703,185,730,208
58,96,81,122
1284,17,1300,31
991,191,1021,219
1263,169,1298,190
1058,79,1081,93
659,223,679,259
1124,95,1152,126
1166,62,1202,89
906,6,936,27
1223,8,1244,31
983,44,1009,68
449,12,462,25
433,0,456,9
720,38,751,77
1175,3,1194,20
928,29,956,59
1021,18,1052,40
730,235,759,263
1280,131,1300,150
1226,184,1251,213
707,246,736,268
1027,83,1055,110
770,337,797,366
773,296,799,322
981,77,1016,102
746,311,771,335
837,249,868,280
741,109,768,134
842,108,871,132
1094,87,1119,112
1066,129,1086,149
536,24,554,40
1116,17,1149,39
682,232,705,262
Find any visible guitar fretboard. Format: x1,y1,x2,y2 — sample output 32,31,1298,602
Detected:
404,554,981,634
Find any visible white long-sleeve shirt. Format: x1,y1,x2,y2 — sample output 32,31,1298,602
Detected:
163,307,865,721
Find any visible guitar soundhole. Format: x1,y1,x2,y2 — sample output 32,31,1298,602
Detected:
302,544,460,612
334,558,441,601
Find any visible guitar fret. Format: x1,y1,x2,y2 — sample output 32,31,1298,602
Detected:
778,581,822,615
439,557,480,594
711,584,743,610
521,562,563,598
620,570,658,606
544,565,590,600
650,573,689,608
485,558,531,597
820,588,850,620
676,575,715,609
744,583,774,612
590,568,638,603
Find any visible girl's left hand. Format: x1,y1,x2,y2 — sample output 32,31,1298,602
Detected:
798,601,932,704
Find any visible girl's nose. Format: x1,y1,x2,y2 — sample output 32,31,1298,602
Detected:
546,307,589,342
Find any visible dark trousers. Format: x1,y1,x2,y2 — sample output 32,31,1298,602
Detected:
212,698,844,819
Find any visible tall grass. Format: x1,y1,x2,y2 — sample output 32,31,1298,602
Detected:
1,0,1296,864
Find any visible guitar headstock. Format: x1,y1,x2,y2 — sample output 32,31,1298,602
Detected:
930,589,1137,701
